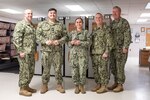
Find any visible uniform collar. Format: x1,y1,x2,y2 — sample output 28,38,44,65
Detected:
23,19,34,27
48,19,58,25
75,29,83,34
114,17,122,23
96,23,106,30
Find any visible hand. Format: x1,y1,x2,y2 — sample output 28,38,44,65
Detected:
123,48,128,53
19,52,25,58
46,40,53,45
74,40,80,46
102,52,108,60
70,40,76,45
53,40,59,45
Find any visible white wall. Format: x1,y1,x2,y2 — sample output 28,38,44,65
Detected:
129,24,150,57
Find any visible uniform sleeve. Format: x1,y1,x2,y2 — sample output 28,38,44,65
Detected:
105,26,114,53
58,24,68,44
13,22,24,53
123,20,132,48
67,32,73,48
36,22,47,44
80,30,91,47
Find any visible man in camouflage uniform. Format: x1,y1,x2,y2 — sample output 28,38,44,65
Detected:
36,8,67,94
68,17,91,94
13,9,36,96
90,13,113,93
108,6,132,92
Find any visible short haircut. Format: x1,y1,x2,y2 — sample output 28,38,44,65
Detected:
24,9,32,14
75,17,83,23
113,6,121,12
48,8,57,12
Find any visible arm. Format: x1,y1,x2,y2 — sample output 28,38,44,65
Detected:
13,22,24,53
102,26,113,59
105,26,113,54
79,30,91,47
123,20,132,49
67,32,73,48
58,24,68,45
36,22,48,44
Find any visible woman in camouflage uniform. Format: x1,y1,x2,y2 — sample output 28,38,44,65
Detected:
68,17,90,94
90,13,113,93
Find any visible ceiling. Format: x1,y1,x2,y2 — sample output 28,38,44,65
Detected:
0,0,150,24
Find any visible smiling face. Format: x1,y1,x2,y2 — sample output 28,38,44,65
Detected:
75,18,83,30
48,10,57,21
24,9,33,22
112,7,121,20
95,13,103,25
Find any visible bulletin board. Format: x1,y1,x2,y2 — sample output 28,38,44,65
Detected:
68,23,76,32
146,28,150,46
92,22,97,31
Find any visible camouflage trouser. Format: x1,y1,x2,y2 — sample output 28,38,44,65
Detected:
41,51,63,84
18,53,35,88
91,54,109,85
110,49,128,84
70,53,88,85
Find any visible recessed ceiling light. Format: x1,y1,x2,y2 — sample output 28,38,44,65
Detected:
65,5,85,11
0,9,22,14
145,2,150,9
137,19,148,23
140,13,150,17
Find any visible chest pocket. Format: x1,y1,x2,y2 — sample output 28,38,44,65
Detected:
113,23,124,44
41,23,51,38
24,25,35,40
72,33,78,40
95,30,105,41
112,23,119,33
25,25,34,34
78,33,86,41
42,23,50,31
54,25,62,32
48,25,62,38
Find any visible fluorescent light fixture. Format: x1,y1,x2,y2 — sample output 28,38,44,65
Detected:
137,19,147,23
80,14,91,17
0,9,22,14
65,5,85,11
145,2,150,9
140,13,150,17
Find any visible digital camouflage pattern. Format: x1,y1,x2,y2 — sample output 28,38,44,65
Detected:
36,20,67,84
13,20,36,87
110,49,128,84
18,53,35,87
111,17,131,49
110,17,132,84
90,23,113,54
41,51,63,84
13,20,36,54
36,20,67,52
90,23,113,85
68,29,90,85
91,55,109,85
